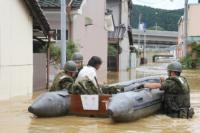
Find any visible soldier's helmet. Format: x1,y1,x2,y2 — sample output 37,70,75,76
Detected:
167,62,182,73
64,60,77,72
72,52,83,62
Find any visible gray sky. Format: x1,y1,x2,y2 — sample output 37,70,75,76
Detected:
132,0,198,10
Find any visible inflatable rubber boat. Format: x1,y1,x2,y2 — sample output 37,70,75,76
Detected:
108,88,163,122
28,76,163,121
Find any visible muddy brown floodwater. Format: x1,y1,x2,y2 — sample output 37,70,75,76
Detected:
0,63,200,133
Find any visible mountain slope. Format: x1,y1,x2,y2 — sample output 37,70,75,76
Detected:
130,5,184,31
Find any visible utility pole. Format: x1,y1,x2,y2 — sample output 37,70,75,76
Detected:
67,0,73,41
155,12,158,31
183,0,188,56
138,14,142,49
142,22,146,64
143,30,146,61
60,0,67,68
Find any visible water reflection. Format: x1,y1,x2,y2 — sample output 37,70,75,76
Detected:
0,63,200,133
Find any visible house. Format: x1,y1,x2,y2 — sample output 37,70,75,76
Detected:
71,0,108,83
0,0,50,100
39,0,108,83
177,3,200,59
107,0,133,71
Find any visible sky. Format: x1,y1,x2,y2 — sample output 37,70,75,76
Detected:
132,0,198,10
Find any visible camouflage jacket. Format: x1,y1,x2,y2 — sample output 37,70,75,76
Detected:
73,77,100,94
160,76,191,117
72,77,123,95
49,71,74,92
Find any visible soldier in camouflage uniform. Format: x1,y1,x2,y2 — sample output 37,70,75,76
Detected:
72,52,84,79
142,62,194,118
49,60,77,93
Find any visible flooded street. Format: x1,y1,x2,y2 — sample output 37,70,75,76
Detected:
0,63,200,133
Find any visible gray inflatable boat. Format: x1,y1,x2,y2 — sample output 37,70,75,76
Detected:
109,76,161,91
108,89,164,122
28,90,70,117
28,76,163,118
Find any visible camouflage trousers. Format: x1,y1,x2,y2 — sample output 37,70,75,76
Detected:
72,79,124,95
165,108,194,119
101,85,124,94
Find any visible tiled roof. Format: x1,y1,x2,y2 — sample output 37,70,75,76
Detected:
39,0,60,8
39,0,83,10
71,0,83,10
24,0,51,36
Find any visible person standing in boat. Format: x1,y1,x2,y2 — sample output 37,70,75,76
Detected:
72,52,84,79
74,56,103,94
140,62,194,118
49,60,77,93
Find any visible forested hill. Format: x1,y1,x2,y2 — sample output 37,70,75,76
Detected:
130,5,184,31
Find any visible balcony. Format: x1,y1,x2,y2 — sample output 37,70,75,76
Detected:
108,25,126,44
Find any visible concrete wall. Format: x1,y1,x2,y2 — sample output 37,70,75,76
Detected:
119,0,130,70
188,4,200,36
0,0,33,100
178,17,184,45
72,0,108,83
106,0,121,26
177,17,184,58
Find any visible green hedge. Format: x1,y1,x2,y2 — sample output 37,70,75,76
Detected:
181,42,200,69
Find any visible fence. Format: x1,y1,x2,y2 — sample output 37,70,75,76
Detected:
33,53,47,91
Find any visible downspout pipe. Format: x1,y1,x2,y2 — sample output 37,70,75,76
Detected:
60,0,67,68
46,32,52,90
67,0,73,41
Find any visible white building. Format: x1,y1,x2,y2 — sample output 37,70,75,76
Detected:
0,0,50,100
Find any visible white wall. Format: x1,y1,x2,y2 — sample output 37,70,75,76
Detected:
177,18,183,59
72,0,108,83
106,0,121,26
188,4,200,36
119,0,130,70
0,0,33,100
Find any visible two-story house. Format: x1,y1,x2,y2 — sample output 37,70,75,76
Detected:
39,0,108,83
107,0,133,71
177,3,200,58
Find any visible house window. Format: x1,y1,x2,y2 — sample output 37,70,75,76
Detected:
52,29,68,40
52,29,57,40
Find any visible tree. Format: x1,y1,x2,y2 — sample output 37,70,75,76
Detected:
181,42,200,69
131,5,183,31
50,41,78,64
